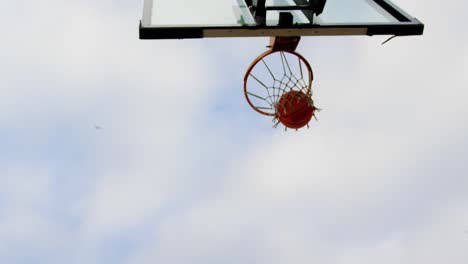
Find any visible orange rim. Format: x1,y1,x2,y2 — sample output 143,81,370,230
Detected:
244,50,314,116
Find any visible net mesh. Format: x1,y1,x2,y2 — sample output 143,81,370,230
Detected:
246,51,312,116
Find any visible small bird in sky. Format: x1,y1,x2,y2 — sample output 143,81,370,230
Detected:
94,125,102,130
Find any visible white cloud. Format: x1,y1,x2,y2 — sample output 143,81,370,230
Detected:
0,0,217,126
339,201,468,264
1,0,467,263
0,167,70,262
0,0,219,259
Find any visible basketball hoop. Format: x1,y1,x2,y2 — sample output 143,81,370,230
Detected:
244,37,318,129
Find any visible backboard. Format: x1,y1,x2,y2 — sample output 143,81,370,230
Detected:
140,0,424,39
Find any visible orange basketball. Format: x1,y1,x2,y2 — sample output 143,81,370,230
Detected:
276,90,316,129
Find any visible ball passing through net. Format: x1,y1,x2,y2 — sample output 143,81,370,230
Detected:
244,46,318,130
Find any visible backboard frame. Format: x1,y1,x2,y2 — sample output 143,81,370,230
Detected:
140,0,424,39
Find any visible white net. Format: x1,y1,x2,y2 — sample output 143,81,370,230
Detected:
245,51,313,116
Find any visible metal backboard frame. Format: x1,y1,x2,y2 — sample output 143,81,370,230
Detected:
140,0,424,39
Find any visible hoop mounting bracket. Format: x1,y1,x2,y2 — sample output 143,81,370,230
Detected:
270,36,301,52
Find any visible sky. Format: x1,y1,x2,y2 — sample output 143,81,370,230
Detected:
0,0,467,263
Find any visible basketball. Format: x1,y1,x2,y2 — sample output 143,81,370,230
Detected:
276,90,316,129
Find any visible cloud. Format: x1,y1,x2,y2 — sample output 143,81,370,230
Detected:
1,0,467,263
0,167,71,263
0,0,220,260
339,202,468,264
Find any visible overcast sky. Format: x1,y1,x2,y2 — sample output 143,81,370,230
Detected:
1,0,467,263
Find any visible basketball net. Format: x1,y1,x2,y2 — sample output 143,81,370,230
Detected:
244,37,319,130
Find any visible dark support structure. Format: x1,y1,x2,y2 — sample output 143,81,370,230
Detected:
278,13,294,27
292,0,327,24
252,0,267,25
247,0,328,25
